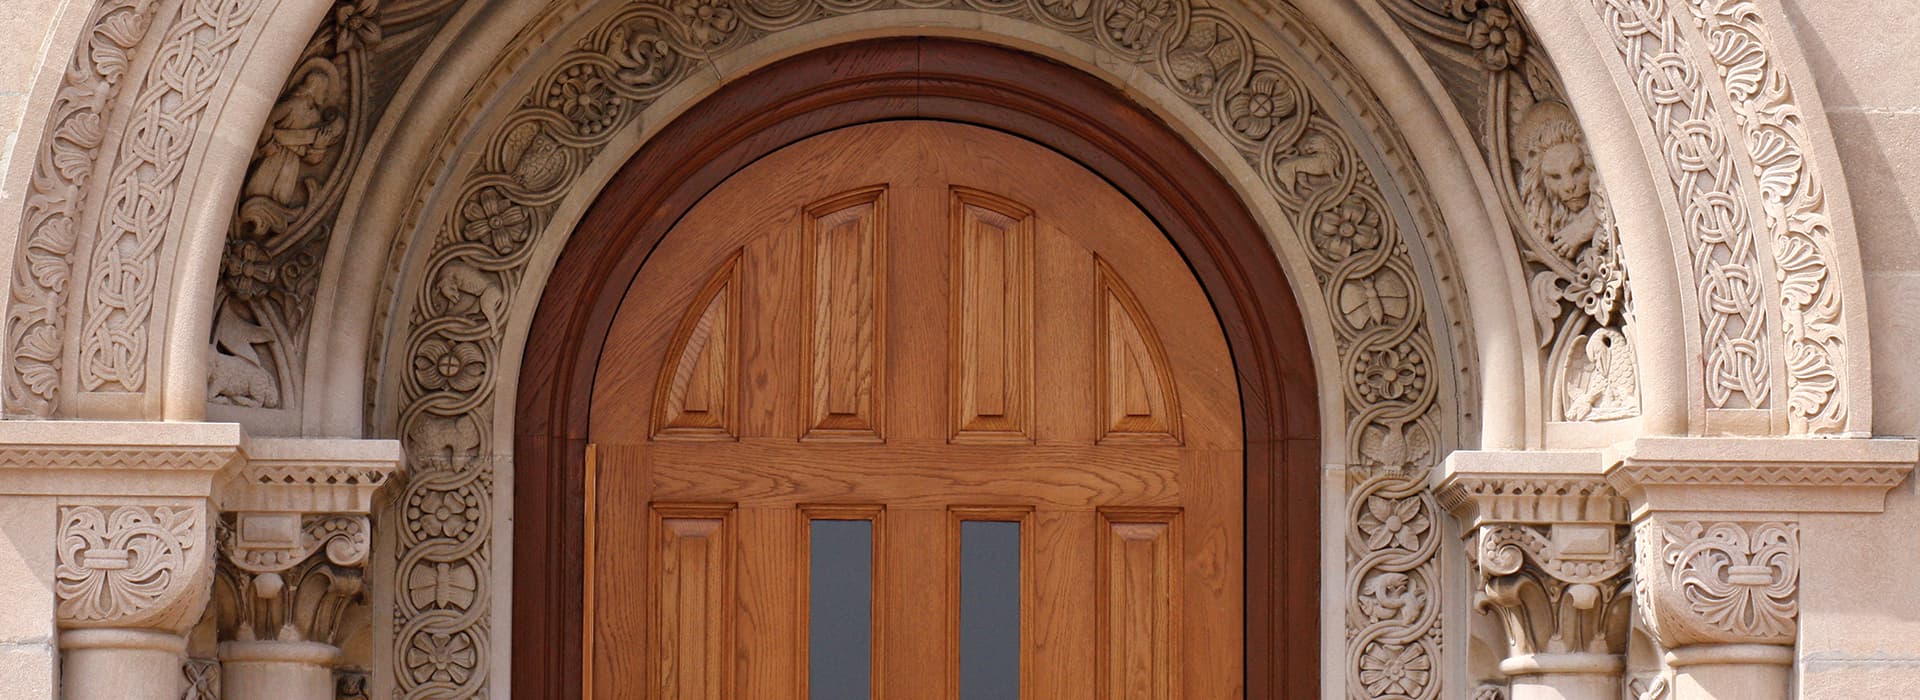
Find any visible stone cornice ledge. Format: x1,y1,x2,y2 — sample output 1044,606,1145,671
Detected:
1437,449,1623,525
1606,437,1918,515
0,423,405,508
0,421,246,497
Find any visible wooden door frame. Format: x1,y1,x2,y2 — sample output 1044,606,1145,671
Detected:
512,37,1320,699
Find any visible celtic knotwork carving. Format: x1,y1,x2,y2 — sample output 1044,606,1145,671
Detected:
55,503,211,631
384,0,1457,695
7,0,159,417
1681,0,1849,434
1376,0,1640,423
80,0,268,395
1591,0,1770,411
1636,519,1797,646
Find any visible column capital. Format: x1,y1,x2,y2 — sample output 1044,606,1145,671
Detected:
1439,450,1633,683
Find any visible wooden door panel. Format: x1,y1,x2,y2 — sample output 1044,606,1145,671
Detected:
589,121,1242,698
949,187,1035,443
802,187,887,442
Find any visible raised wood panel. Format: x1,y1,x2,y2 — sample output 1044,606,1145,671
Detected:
651,503,736,699
652,253,741,440
1096,259,1182,444
949,188,1035,443
802,186,887,442
1098,508,1181,700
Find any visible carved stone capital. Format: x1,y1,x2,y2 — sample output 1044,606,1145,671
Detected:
1440,451,1632,672
1632,517,1796,649
213,438,400,647
55,500,217,633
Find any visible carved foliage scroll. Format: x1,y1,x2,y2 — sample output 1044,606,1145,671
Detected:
1635,519,1797,647
388,0,1457,695
7,0,160,417
55,503,212,631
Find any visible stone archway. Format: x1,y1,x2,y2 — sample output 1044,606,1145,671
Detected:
1,0,1900,699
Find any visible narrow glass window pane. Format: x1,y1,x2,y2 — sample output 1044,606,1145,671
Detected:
960,520,1021,700
810,520,873,700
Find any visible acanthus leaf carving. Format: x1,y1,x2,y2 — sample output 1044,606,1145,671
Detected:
217,513,371,645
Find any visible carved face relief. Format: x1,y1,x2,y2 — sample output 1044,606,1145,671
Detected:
1540,142,1590,215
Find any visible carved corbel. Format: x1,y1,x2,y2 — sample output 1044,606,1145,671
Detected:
1440,451,1631,700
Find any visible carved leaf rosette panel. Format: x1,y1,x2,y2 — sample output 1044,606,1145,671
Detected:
382,0,1462,696
55,503,214,632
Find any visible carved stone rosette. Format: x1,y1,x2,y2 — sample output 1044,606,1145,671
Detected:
1439,453,1631,700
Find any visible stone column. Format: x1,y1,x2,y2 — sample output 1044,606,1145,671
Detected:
1440,452,1631,700
1609,437,1917,700
214,439,399,700
0,422,245,700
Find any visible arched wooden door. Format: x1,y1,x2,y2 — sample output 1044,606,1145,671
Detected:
586,121,1243,698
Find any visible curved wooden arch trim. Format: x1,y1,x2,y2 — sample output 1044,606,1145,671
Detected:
513,38,1320,698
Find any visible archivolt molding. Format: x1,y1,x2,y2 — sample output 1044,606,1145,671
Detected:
6,0,160,418
79,0,269,396
1586,0,1777,421
207,0,465,416
1376,0,1639,425
370,0,1477,695
1678,0,1851,435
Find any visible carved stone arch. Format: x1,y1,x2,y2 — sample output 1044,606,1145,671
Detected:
353,4,1487,696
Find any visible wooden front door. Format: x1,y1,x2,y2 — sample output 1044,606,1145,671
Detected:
587,120,1242,698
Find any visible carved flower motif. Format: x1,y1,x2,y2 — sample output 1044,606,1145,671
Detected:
407,631,476,684
547,65,618,134
1467,6,1526,71
460,188,530,254
414,490,478,539
222,239,277,301
1358,642,1431,697
1312,196,1382,259
1358,496,1430,551
333,0,381,54
1104,0,1171,51
1574,255,1624,324
1225,71,1298,140
413,338,485,392
675,0,737,47
1355,346,1426,403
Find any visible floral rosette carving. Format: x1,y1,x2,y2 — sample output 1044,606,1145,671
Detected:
1636,520,1797,647
55,504,212,631
386,0,1459,695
